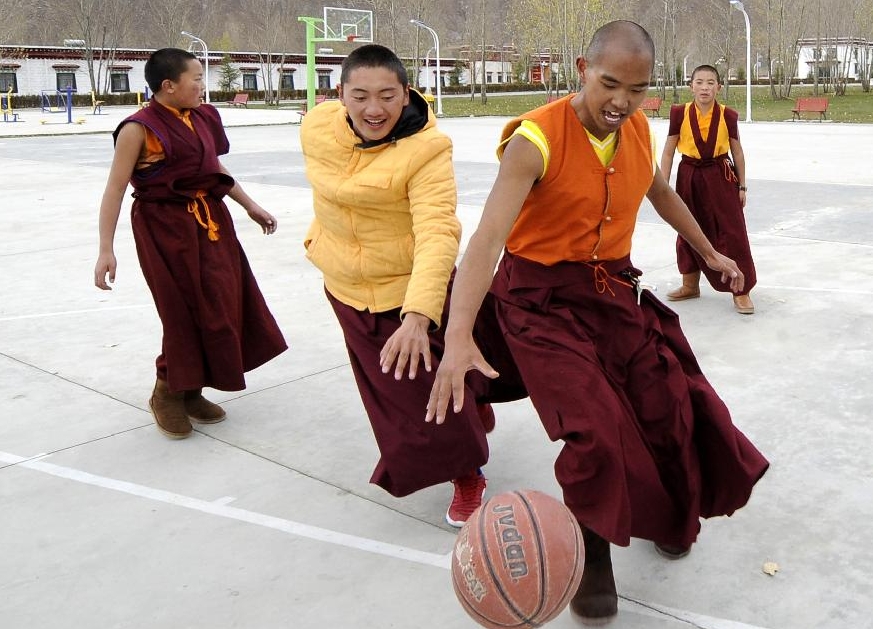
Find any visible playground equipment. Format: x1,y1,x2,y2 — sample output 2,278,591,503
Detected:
1,88,19,122
39,87,84,124
90,91,105,114
136,86,151,108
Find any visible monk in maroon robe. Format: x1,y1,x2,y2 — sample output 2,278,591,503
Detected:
95,48,286,439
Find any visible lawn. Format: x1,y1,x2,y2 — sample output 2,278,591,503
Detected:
436,84,873,123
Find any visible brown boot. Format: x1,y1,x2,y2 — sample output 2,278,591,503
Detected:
570,529,618,625
150,379,192,439
184,389,227,424
732,293,755,315
667,271,701,301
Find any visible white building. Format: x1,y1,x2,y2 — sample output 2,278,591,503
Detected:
0,44,545,101
795,37,873,81
0,45,348,98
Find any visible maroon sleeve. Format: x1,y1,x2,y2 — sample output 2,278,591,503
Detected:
667,104,685,136
723,106,739,139
196,104,231,156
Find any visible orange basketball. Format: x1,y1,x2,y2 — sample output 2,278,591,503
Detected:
451,489,584,628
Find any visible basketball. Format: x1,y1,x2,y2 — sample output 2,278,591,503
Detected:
451,489,584,628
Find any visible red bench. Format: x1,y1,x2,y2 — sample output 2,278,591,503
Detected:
792,97,828,121
226,93,249,108
300,94,329,115
640,96,662,117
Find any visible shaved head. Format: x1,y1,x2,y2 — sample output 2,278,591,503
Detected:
585,20,655,73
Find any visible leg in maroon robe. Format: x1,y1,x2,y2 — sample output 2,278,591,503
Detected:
325,286,526,498
491,253,768,548
133,195,287,393
675,155,757,295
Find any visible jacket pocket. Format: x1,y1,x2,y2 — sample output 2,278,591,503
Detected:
303,221,321,253
355,170,393,189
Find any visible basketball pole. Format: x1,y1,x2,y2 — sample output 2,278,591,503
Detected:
298,17,325,112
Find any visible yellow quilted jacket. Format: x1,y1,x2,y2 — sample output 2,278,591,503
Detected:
300,92,459,326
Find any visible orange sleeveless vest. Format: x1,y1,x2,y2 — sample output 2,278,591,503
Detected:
501,101,655,264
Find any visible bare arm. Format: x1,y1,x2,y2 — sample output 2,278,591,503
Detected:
647,169,744,293
659,134,679,182
425,135,542,423
219,163,277,234
730,137,747,208
94,123,142,290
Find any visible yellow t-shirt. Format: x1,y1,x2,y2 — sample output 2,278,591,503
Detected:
504,118,657,177
676,103,731,158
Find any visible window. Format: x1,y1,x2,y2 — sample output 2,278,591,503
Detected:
0,72,16,93
317,74,331,90
110,72,130,93
56,72,77,91
242,73,258,91
280,72,295,91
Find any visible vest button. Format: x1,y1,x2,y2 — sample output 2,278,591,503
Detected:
605,216,612,222
607,167,615,174
592,254,599,260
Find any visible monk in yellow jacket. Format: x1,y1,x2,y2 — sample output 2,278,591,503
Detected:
427,21,768,625
300,44,523,527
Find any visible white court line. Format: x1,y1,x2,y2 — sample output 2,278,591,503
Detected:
0,304,152,322
0,450,449,569
0,450,771,629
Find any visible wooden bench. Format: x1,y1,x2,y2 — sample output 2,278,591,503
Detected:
226,93,249,108
91,91,105,114
300,94,329,115
640,96,662,117
792,97,828,121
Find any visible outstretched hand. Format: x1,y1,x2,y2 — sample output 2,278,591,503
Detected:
706,251,745,294
426,334,498,425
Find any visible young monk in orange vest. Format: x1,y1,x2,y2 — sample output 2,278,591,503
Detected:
427,22,768,626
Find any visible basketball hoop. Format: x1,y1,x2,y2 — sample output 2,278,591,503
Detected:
347,35,358,42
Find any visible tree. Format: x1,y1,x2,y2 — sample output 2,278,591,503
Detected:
0,0,31,44
144,0,196,48
62,0,130,96
245,0,294,105
218,54,240,91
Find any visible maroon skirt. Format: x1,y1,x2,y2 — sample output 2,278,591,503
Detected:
133,196,287,392
675,154,757,295
491,252,768,548
326,285,526,498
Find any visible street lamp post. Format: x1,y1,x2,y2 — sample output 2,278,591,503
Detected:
423,47,435,94
181,31,209,103
729,0,751,121
410,19,442,116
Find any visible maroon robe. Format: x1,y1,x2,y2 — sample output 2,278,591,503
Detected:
490,252,768,548
669,104,757,295
115,100,287,392
326,280,526,498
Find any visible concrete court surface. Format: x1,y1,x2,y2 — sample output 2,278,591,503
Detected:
0,104,871,629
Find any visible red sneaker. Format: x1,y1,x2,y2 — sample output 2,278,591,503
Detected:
476,403,496,433
446,471,487,527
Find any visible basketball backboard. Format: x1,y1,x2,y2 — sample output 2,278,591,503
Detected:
323,7,374,43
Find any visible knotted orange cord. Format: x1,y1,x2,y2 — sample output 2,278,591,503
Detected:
723,158,739,184
186,190,220,241
585,262,634,296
